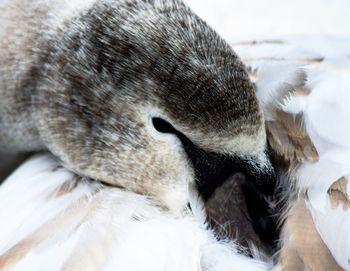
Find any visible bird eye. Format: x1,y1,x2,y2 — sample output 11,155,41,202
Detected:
152,117,178,134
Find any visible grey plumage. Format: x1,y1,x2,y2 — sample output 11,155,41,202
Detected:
0,0,272,213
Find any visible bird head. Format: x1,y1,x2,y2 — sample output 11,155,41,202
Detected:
32,0,275,214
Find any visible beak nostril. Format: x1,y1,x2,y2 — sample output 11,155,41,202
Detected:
152,117,178,134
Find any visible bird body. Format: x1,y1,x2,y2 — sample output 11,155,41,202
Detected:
0,154,271,271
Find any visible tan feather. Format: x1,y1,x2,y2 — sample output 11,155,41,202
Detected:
280,201,343,271
328,177,350,210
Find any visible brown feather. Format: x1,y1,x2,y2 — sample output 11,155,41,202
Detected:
267,111,318,163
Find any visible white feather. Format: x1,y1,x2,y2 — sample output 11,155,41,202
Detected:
0,154,271,271
238,38,350,270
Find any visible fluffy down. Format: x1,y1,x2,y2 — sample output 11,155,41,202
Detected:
0,154,272,271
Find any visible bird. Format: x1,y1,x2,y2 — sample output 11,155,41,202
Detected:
4,36,350,271
232,37,350,270
0,0,275,216
0,153,274,271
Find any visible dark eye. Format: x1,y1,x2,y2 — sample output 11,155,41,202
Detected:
152,117,178,134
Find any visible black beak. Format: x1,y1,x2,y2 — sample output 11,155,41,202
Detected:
234,153,277,196
178,132,277,199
